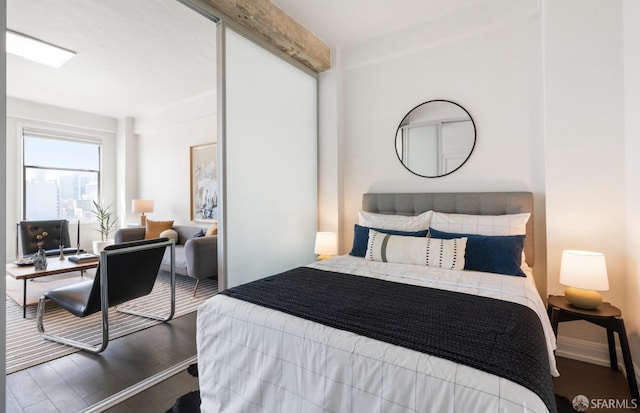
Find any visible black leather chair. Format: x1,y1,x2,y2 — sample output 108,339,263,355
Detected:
18,219,78,257
36,238,176,353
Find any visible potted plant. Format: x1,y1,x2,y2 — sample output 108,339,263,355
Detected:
92,200,119,254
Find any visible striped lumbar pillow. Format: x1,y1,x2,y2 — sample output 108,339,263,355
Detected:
365,229,466,270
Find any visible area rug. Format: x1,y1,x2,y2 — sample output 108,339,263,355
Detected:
5,272,217,374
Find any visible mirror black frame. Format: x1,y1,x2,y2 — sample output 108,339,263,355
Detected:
395,99,476,178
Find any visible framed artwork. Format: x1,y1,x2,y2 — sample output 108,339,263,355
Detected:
190,143,218,223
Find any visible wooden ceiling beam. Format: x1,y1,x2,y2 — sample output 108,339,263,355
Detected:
202,0,330,73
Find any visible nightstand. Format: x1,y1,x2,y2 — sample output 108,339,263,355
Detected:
547,295,639,401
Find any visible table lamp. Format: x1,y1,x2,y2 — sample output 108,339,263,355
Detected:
314,232,338,260
132,199,154,226
559,250,609,309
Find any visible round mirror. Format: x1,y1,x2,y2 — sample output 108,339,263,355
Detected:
395,100,476,178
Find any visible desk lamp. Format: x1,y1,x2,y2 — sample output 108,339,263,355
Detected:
132,199,154,226
559,250,609,309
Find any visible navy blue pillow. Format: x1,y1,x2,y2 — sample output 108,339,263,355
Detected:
429,228,526,277
350,224,428,257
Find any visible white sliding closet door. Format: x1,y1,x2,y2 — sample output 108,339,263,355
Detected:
221,27,318,289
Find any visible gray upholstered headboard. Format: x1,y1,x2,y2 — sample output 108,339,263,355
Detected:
362,192,534,266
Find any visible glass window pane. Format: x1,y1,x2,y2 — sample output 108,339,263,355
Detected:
24,167,99,221
23,132,101,221
24,136,100,171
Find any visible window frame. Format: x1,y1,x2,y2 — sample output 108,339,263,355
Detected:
20,126,104,222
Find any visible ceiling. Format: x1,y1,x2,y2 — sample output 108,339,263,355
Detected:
6,0,218,119
271,0,480,48
6,0,476,119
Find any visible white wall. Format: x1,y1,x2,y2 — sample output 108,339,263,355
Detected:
116,117,138,226
134,91,216,227
4,93,216,257
320,0,546,290
5,98,118,260
318,48,343,247
4,93,217,255
543,0,628,357
319,0,638,367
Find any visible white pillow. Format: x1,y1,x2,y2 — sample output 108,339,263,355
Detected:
365,229,466,270
430,212,530,236
159,229,179,242
358,210,433,231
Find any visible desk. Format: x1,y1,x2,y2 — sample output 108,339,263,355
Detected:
547,295,639,401
6,257,98,318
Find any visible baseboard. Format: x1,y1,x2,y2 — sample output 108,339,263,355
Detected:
80,355,197,413
556,335,640,381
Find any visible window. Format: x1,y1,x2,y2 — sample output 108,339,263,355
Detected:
23,129,101,221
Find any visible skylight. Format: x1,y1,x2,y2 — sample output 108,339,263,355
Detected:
6,30,76,68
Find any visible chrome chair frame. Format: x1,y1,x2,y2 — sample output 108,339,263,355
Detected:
36,239,176,353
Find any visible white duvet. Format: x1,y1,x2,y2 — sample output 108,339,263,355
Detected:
197,255,558,413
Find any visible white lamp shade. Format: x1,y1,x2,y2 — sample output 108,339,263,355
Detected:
132,199,154,213
314,232,338,256
559,250,609,291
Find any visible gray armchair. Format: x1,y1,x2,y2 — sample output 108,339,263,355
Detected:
114,225,217,295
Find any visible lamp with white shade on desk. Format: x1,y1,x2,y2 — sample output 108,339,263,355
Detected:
314,232,338,260
559,249,609,309
132,199,154,227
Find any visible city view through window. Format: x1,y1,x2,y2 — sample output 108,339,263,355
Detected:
23,134,100,221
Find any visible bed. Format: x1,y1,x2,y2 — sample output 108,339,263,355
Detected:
197,192,558,412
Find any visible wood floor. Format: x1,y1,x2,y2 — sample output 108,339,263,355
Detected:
5,311,198,413
554,356,638,412
6,310,639,412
